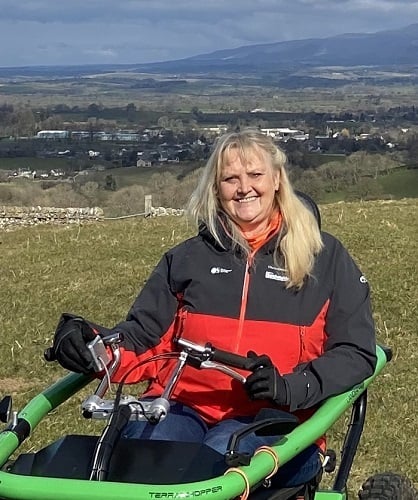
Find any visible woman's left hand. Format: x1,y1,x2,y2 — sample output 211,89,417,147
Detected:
244,352,288,405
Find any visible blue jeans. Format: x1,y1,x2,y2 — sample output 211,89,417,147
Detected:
122,401,321,487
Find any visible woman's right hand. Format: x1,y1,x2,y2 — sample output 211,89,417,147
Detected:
52,315,96,374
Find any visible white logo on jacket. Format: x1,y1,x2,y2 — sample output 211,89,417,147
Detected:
265,265,288,282
211,267,232,274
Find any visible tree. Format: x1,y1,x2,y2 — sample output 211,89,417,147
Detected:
293,170,325,201
157,116,170,129
126,103,137,122
106,185,146,217
191,107,203,121
405,133,418,164
104,174,117,191
345,178,383,201
79,181,100,205
41,183,87,208
39,115,64,131
317,161,347,192
87,103,101,117
12,107,36,137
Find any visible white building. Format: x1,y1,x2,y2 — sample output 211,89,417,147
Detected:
36,130,69,139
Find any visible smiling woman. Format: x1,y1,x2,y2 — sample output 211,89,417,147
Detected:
217,145,280,238
48,128,377,490
189,128,323,288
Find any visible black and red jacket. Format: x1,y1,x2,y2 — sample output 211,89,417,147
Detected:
109,221,377,435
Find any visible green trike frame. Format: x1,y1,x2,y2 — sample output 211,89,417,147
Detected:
0,345,392,499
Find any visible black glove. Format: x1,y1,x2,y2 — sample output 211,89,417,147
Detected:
244,352,288,406
52,314,96,374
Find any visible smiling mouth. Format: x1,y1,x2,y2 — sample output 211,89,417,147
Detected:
237,196,258,203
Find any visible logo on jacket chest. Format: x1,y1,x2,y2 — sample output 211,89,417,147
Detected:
210,266,232,274
264,265,289,282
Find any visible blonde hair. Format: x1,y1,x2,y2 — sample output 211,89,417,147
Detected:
188,128,323,288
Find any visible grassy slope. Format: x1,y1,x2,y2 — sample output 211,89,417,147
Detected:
0,157,75,171
0,199,417,493
378,168,418,198
320,167,418,203
320,200,418,492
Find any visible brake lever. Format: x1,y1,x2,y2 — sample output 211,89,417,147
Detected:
200,360,246,383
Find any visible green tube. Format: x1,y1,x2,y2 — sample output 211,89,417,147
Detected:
0,373,91,468
0,347,388,500
41,372,93,410
236,345,387,488
314,492,346,500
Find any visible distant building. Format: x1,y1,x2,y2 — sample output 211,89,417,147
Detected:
36,130,69,139
201,125,228,136
115,132,139,141
258,127,308,141
137,159,152,167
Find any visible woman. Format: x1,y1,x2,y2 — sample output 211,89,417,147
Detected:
52,128,376,487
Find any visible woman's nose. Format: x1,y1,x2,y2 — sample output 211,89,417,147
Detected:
237,176,250,194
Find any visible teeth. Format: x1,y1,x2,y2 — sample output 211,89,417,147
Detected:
238,197,257,203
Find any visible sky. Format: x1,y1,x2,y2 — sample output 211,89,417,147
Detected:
0,0,417,68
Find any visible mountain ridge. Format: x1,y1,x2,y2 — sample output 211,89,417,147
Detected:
133,23,418,73
1,24,417,78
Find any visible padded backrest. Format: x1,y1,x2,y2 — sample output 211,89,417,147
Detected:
295,190,321,229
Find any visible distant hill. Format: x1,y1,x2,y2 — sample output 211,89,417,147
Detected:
1,24,418,80
136,24,418,73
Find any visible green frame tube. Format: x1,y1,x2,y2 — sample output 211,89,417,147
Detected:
0,346,388,500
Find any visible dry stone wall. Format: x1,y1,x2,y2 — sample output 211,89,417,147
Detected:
0,206,104,230
148,206,184,217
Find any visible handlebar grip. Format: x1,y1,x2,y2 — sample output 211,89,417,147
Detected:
211,348,253,371
44,347,56,362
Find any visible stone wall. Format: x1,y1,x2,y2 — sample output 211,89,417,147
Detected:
148,206,184,217
0,206,104,230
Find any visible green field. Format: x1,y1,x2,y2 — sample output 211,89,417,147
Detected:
320,167,418,203
0,199,417,495
0,156,74,171
378,167,418,198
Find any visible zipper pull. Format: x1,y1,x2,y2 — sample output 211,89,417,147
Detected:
247,254,255,274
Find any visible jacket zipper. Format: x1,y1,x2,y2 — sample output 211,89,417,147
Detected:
299,325,306,361
174,305,188,338
234,253,255,352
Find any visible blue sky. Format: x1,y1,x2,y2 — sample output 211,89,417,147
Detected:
0,0,417,67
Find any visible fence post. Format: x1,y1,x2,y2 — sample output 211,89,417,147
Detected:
144,195,153,216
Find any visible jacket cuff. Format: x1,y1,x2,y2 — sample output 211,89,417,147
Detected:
283,371,319,412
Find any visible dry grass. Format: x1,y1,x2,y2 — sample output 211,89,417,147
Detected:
0,199,417,495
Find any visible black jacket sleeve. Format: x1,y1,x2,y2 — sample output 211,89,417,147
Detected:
284,237,377,411
111,252,179,354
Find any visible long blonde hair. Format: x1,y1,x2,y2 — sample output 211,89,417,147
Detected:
188,128,323,288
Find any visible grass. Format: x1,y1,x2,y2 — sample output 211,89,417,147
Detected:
86,161,202,188
320,167,418,203
0,199,417,495
378,168,418,198
319,200,418,492
0,157,74,171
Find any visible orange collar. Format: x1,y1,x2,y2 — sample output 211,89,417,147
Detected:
240,211,282,251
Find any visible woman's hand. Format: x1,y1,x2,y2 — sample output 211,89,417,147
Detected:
52,315,96,374
244,351,288,406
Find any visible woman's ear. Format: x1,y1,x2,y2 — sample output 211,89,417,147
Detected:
274,171,280,192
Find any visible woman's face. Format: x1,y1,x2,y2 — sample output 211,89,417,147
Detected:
218,146,280,236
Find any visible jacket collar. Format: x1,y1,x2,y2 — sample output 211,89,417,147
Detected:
199,212,281,256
